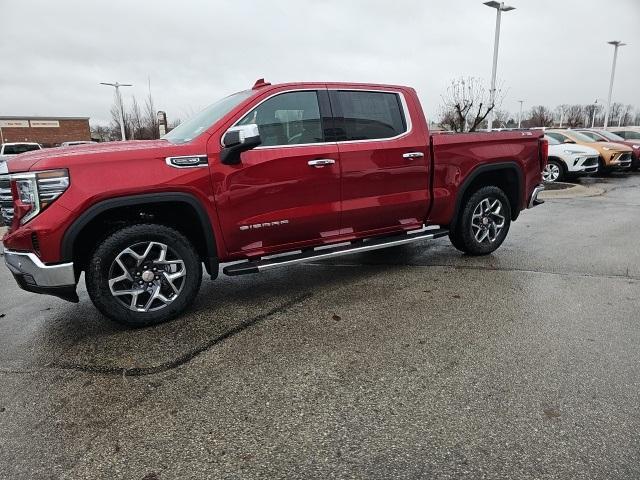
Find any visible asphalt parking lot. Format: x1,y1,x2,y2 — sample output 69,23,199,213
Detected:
1,174,639,480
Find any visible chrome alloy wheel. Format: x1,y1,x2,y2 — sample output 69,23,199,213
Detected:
108,241,186,312
471,197,506,244
542,163,561,182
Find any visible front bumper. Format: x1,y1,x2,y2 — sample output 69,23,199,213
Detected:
4,249,78,302
528,184,545,209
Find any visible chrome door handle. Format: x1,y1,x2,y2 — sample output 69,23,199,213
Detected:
403,152,424,159
308,159,336,167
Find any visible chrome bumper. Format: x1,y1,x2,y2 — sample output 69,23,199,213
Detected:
528,184,545,209
4,249,79,302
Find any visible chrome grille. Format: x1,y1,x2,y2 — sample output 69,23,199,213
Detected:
0,175,12,227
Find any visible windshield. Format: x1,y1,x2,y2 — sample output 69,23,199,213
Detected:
597,130,624,142
545,135,560,145
162,90,254,144
566,131,599,143
3,144,41,155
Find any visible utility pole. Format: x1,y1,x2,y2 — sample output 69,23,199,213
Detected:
517,100,524,128
603,41,626,128
100,81,133,141
484,1,515,131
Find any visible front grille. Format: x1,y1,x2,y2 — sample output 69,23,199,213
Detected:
0,175,13,227
583,156,598,167
619,153,632,163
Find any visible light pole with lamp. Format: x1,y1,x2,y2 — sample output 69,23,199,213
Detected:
484,1,515,131
603,41,626,128
100,81,133,141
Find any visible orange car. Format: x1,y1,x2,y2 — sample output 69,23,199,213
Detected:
546,129,633,172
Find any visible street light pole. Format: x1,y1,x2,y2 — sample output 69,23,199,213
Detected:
484,1,515,131
517,100,524,128
603,41,626,128
100,81,133,141
591,100,598,128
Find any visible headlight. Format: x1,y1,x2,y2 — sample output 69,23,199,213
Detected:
10,169,69,225
564,150,582,155
633,145,640,150
602,147,611,151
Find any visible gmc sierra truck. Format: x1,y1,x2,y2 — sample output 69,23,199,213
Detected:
1,80,547,326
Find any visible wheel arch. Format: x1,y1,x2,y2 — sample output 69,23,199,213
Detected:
60,192,219,278
453,162,524,223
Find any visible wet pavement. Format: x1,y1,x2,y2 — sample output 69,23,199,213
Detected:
1,174,639,479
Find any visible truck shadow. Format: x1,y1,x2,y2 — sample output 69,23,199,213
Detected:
36,252,420,375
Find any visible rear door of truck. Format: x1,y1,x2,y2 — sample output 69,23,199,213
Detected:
329,87,431,236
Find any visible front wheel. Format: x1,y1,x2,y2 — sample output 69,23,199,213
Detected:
542,160,564,183
86,224,203,327
449,186,511,256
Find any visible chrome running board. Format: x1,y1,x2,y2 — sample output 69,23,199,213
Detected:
223,228,449,276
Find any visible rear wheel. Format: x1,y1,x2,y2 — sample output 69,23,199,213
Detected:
542,160,564,183
86,224,202,327
449,186,511,256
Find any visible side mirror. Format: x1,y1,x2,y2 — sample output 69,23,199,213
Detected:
220,124,261,165
563,138,575,144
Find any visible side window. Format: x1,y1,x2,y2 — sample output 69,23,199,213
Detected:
237,91,323,147
580,131,600,141
546,132,566,143
333,91,407,141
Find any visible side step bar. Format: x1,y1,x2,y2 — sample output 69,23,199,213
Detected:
223,228,449,276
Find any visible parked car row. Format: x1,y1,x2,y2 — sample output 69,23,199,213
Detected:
542,128,639,182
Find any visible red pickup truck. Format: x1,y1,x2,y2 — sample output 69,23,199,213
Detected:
1,80,547,326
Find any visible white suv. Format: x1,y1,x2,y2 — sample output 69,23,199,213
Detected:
543,135,599,183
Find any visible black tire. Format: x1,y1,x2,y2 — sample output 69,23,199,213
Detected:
86,224,203,327
448,186,511,256
598,157,611,176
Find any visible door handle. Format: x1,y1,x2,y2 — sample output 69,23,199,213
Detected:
403,152,424,159
308,159,336,167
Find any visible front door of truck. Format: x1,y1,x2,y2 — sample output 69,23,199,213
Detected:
329,88,430,235
211,89,341,256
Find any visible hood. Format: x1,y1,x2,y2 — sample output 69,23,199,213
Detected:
6,140,178,173
598,142,633,152
549,143,599,156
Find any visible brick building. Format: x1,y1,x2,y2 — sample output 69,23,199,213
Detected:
0,116,91,147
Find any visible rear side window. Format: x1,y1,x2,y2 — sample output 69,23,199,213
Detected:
332,91,407,141
3,144,40,155
237,91,323,147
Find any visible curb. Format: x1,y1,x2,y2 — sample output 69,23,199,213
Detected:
540,182,605,200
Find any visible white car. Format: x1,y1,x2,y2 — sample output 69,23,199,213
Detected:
0,142,42,174
60,141,96,147
543,135,599,182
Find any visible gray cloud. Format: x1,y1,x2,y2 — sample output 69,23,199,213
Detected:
1,0,639,125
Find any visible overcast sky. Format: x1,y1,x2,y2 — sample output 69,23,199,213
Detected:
2,0,639,126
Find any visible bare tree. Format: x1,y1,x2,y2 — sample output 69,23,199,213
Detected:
144,90,159,139
524,106,554,128
620,105,635,126
564,105,584,128
129,97,145,140
90,123,110,142
492,109,511,128
438,77,503,132
584,103,603,127
609,102,624,126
